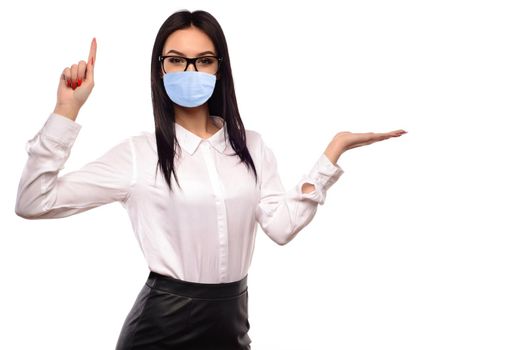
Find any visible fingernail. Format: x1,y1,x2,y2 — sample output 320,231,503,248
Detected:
78,78,82,87
67,79,71,87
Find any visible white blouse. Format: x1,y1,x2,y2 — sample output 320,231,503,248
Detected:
15,113,344,283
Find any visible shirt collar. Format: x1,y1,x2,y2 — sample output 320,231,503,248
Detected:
174,116,228,155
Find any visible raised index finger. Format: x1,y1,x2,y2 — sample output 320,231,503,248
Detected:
88,37,97,66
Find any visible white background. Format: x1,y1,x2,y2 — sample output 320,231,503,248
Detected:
1,1,524,349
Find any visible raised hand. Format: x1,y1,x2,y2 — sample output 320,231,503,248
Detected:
53,37,97,121
324,129,408,165
336,129,407,150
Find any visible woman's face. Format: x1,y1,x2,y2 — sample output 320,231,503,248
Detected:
161,25,218,76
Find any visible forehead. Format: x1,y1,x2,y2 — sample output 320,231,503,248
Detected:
163,26,216,55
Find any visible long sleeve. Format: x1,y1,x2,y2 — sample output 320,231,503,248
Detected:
255,140,344,245
15,113,135,219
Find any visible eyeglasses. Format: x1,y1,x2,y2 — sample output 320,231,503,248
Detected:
159,55,223,75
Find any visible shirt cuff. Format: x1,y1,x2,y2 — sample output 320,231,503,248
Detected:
41,113,82,147
315,153,344,188
298,153,345,204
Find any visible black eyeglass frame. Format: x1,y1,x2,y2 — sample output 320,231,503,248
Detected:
158,55,223,74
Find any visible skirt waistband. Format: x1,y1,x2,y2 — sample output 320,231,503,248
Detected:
146,271,248,299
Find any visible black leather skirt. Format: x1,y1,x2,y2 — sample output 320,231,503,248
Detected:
115,270,251,349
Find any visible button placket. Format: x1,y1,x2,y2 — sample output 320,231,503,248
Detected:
201,141,229,282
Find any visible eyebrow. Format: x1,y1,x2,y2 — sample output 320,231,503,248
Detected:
166,49,216,57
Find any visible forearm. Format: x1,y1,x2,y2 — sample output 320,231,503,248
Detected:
15,115,79,218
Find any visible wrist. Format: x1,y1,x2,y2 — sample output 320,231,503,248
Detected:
53,103,80,121
323,137,344,165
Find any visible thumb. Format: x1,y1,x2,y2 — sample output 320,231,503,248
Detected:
85,37,97,82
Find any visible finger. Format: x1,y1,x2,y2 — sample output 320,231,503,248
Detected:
62,67,71,88
380,130,406,139
368,132,392,142
70,64,78,89
86,37,97,82
77,60,87,86
374,130,404,139
88,37,97,65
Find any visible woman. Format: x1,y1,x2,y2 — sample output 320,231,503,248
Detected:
15,9,406,350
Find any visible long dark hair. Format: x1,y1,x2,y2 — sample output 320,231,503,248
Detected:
151,9,258,191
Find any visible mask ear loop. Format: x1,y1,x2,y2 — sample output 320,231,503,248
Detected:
216,57,223,80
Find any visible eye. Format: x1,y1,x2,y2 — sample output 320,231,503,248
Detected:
168,57,185,64
197,57,215,65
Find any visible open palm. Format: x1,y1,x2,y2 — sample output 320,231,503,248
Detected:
336,129,407,151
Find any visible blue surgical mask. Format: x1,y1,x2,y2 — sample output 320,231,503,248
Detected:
162,71,217,108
